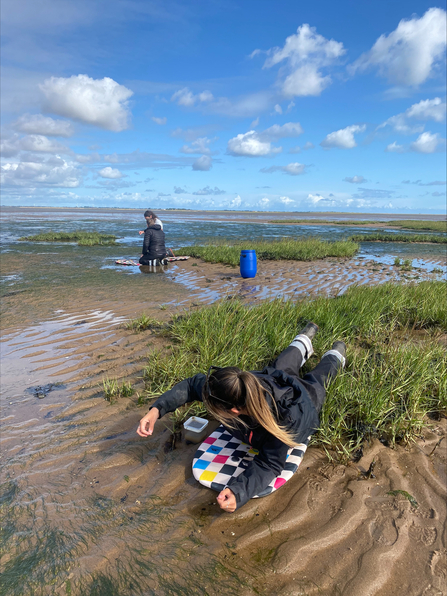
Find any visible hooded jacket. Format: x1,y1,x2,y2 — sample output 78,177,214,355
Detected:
150,366,320,509
142,224,166,260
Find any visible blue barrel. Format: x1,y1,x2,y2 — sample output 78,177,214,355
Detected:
240,250,257,278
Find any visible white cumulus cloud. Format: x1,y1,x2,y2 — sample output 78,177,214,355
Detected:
152,116,167,125
180,137,215,155
230,195,242,208
321,124,366,149
406,98,446,122
227,123,303,157
351,8,447,86
13,114,74,137
1,133,70,156
260,162,306,176
307,193,326,205
171,87,214,107
279,196,294,204
1,156,81,188
40,74,133,132
261,24,346,97
193,186,225,196
192,155,212,171
98,166,123,179
410,132,444,154
378,97,446,134
385,142,405,153
260,122,304,140
227,130,282,157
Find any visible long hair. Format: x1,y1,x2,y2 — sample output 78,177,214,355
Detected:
144,210,157,220
203,367,297,448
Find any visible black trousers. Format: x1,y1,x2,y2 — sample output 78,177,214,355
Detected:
139,254,167,266
270,343,342,414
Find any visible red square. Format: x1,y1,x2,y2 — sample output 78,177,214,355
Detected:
213,455,229,464
203,437,216,444
274,478,286,489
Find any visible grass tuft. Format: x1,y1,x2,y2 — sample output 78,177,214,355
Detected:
176,238,359,266
103,378,134,402
125,314,163,332
19,230,118,246
350,232,446,244
394,257,413,271
269,218,447,233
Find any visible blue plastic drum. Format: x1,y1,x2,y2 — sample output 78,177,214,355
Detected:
240,250,257,278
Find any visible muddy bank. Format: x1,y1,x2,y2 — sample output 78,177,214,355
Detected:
1,256,446,596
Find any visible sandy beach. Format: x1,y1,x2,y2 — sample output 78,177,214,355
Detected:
1,250,446,595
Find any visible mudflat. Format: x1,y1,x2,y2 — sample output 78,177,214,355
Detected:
1,254,446,596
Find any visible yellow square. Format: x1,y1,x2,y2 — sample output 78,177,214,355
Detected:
200,470,218,482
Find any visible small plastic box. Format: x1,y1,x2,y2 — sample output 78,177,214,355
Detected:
183,416,209,443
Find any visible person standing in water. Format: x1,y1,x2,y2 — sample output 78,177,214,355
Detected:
137,323,346,512
139,210,167,266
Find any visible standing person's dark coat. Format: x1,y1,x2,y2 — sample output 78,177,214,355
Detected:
139,224,167,265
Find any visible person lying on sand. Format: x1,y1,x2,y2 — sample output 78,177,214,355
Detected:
139,210,167,266
137,323,346,512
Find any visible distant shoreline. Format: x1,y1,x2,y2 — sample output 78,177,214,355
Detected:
1,205,445,222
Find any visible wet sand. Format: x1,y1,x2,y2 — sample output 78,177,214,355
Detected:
1,255,446,595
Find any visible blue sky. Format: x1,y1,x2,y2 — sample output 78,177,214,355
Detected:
1,0,446,212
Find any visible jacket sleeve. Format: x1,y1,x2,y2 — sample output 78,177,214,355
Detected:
142,228,152,255
150,373,206,418
226,434,289,509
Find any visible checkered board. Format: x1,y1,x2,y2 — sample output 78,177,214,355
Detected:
192,426,309,498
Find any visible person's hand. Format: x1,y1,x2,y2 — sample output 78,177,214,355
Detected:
137,407,160,437
217,488,236,512
139,230,144,235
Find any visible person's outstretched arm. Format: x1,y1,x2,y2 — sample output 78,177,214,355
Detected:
136,373,206,437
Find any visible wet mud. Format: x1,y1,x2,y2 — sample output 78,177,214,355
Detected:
1,255,446,595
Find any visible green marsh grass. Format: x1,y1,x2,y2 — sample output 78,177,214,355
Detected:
142,282,446,460
103,378,134,402
394,257,413,271
269,218,447,233
169,402,208,434
19,230,118,246
349,232,447,244
176,238,359,266
126,314,162,332
391,220,446,233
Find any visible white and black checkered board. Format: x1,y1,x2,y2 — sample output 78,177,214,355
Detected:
192,426,309,498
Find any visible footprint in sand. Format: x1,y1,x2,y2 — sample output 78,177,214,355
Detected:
370,515,399,546
420,586,444,596
408,522,437,546
429,549,447,580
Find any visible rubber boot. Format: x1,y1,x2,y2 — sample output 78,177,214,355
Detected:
291,322,319,361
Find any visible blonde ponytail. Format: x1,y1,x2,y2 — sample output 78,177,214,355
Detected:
203,367,297,448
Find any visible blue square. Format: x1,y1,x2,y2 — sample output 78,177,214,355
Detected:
193,459,210,470
207,445,222,454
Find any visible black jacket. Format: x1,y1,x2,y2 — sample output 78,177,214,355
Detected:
151,367,320,509
142,224,166,260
